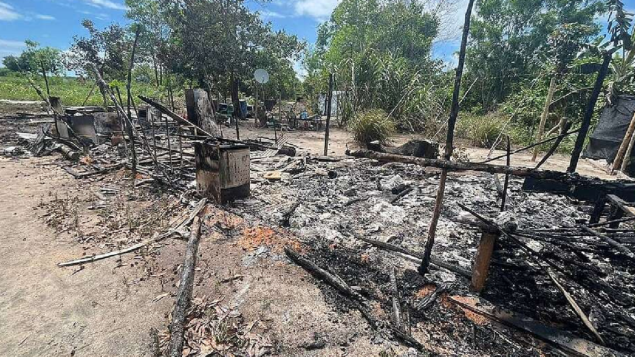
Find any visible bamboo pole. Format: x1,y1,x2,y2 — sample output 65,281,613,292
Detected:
532,76,557,161
612,111,635,174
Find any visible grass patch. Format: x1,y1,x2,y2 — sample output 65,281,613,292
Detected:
0,75,165,106
349,109,396,147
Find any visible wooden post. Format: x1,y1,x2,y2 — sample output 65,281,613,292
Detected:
500,136,511,211
116,86,137,177
612,111,635,173
324,73,334,156
470,231,500,292
150,108,159,172
568,52,612,173
127,26,141,122
185,89,222,138
419,0,476,275
532,76,557,161
165,112,173,172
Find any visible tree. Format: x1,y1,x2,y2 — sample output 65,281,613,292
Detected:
465,0,605,111
306,0,443,130
156,0,304,118
67,20,131,107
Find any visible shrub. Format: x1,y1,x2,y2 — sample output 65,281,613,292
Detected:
349,109,395,147
456,112,507,148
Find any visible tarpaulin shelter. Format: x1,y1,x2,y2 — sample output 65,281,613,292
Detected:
584,95,635,174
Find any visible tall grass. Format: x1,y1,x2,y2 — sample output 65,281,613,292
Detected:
349,109,396,147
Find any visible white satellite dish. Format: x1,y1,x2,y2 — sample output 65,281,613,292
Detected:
254,69,269,84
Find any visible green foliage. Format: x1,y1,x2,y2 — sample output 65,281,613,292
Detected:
2,41,64,76
68,20,129,80
0,76,161,106
303,0,446,130
465,0,605,111
349,109,395,146
455,112,507,148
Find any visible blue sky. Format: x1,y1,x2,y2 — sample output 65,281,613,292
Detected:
0,0,633,76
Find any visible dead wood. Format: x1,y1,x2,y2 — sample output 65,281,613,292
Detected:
535,121,573,170
167,216,202,357
581,226,635,260
546,269,605,344
352,234,471,277
500,136,511,211
391,187,414,204
481,128,580,164
347,149,585,182
389,266,402,330
415,284,448,311
284,247,365,302
449,296,623,357
458,204,608,342
419,0,476,276
284,247,427,351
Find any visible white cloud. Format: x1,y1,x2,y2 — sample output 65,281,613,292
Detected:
293,0,339,22
36,14,56,20
0,39,26,66
0,2,22,21
82,0,128,11
260,10,286,20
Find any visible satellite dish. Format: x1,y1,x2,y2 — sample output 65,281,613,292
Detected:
254,69,269,84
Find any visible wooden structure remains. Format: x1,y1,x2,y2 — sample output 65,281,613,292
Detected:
195,140,250,203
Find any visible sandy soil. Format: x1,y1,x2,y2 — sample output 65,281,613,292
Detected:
0,157,170,356
226,120,621,181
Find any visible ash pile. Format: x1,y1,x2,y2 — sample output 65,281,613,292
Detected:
235,154,635,356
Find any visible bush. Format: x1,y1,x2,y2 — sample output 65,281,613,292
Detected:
349,109,395,147
455,112,507,148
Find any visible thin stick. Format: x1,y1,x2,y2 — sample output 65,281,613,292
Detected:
419,0,476,275
480,128,580,164
535,121,573,170
500,135,511,211
324,73,333,156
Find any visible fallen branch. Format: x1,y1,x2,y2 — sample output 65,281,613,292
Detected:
389,266,403,330
168,216,202,357
545,269,604,345
347,149,581,181
284,247,427,351
58,199,207,267
352,234,471,277
581,226,635,260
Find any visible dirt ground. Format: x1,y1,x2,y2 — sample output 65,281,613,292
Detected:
0,102,631,356
0,157,170,356
227,120,620,181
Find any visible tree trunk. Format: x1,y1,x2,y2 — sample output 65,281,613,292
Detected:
185,89,222,138
532,76,557,161
40,61,50,98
